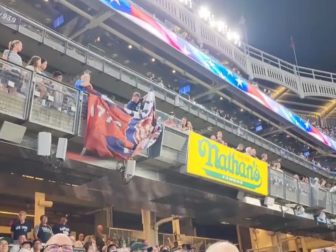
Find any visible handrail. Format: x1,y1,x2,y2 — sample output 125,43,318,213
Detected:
0,4,332,179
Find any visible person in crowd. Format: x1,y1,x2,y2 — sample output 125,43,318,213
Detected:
250,148,257,158
126,92,141,112
245,147,252,156
44,234,73,252
216,131,225,145
236,143,244,152
293,174,300,180
186,121,193,131
32,240,42,252
2,40,23,66
272,159,282,172
206,241,239,252
164,112,177,128
210,135,216,141
179,117,188,131
33,215,53,243
20,241,32,251
69,235,76,247
84,241,98,252
2,40,24,93
52,71,63,82
106,244,117,252
0,238,9,252
261,153,268,162
95,225,106,252
77,233,85,245
11,211,32,242
40,58,48,76
26,56,42,73
10,235,26,252
52,216,70,236
330,184,336,193
74,70,93,93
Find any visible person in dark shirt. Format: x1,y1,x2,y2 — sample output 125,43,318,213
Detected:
33,215,53,243
10,211,32,241
52,217,70,236
126,92,141,112
95,225,106,252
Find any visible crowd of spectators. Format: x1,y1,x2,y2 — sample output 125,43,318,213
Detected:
0,211,239,252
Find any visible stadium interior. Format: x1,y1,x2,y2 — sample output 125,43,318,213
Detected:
0,0,336,251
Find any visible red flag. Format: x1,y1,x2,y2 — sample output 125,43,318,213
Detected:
84,92,161,160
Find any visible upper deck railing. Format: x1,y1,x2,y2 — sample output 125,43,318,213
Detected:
144,0,336,99
0,5,332,179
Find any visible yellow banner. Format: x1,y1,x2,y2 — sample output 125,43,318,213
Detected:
187,132,268,196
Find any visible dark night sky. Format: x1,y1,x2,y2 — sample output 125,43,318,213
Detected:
207,0,336,73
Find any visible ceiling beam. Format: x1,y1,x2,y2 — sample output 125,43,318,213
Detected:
70,11,114,39
271,86,287,101
318,100,336,119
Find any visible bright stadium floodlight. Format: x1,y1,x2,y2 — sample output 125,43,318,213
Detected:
216,20,227,33
178,0,193,8
198,6,211,21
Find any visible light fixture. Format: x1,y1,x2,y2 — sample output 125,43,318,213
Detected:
151,58,156,62
240,108,244,112
128,44,133,49
198,6,211,21
220,97,223,100
172,69,176,74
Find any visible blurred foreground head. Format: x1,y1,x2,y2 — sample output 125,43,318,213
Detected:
206,242,239,252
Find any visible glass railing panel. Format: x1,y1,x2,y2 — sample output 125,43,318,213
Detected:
0,59,32,119
78,93,88,137
332,194,336,215
29,74,78,134
326,192,333,214
284,174,298,203
269,169,285,199
298,181,310,206
317,189,327,210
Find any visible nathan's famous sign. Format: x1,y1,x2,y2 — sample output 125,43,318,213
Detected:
187,132,268,196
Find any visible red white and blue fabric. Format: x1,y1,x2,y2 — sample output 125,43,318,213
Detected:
85,90,161,160
99,0,336,151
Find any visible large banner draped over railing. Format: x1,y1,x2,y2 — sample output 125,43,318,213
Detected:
85,91,161,160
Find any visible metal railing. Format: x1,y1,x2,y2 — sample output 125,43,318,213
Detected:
29,73,79,134
268,168,336,214
0,59,32,119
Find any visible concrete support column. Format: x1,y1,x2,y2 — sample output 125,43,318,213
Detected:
141,209,156,245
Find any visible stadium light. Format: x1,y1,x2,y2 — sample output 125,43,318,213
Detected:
216,20,227,33
198,6,211,21
178,0,192,9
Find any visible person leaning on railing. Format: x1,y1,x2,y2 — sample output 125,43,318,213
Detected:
1,40,23,94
